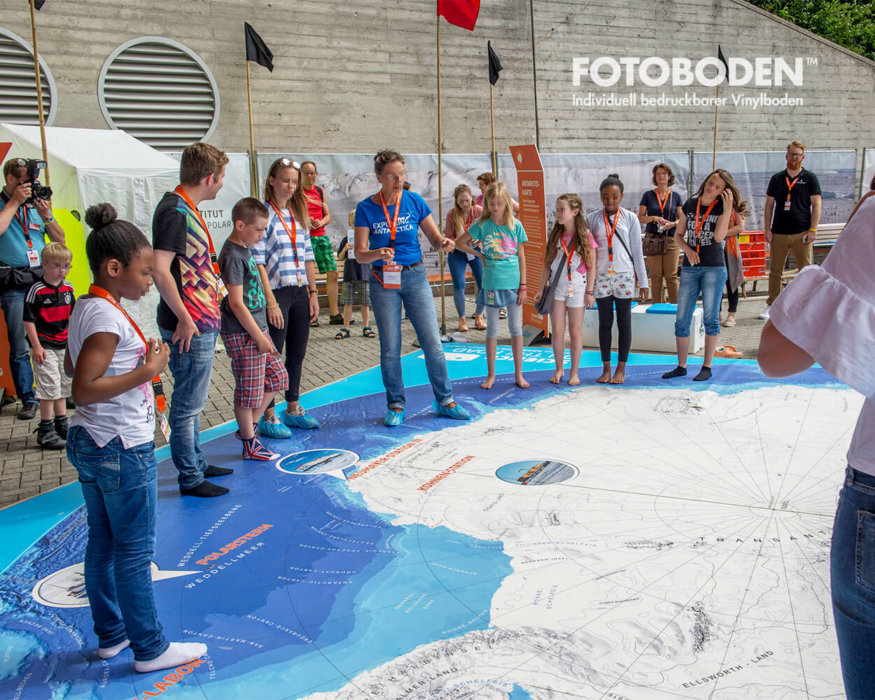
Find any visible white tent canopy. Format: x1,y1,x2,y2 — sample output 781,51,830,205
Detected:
0,123,180,337
0,123,178,233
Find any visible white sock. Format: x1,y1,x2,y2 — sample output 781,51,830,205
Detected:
133,642,207,673
97,639,130,659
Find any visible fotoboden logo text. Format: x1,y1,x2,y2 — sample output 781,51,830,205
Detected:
572,56,809,88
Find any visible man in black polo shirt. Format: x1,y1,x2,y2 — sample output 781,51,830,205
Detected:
759,140,821,320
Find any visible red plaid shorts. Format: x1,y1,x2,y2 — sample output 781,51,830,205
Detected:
221,332,288,408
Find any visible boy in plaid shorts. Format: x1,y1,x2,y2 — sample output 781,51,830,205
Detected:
23,242,75,449
219,198,289,461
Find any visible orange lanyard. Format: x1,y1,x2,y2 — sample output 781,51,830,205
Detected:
693,198,718,253
174,186,222,278
2,192,34,250
379,191,402,246
559,232,575,281
268,202,299,264
463,209,474,234
88,285,166,412
603,210,620,263
654,188,670,216
785,175,799,202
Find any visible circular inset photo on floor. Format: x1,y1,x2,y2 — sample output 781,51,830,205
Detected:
496,459,578,486
276,449,359,474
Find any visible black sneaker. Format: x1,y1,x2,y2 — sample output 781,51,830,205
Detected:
35,421,65,450
329,314,344,325
18,401,38,421
54,416,69,440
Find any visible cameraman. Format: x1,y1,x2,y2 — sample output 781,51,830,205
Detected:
0,157,65,420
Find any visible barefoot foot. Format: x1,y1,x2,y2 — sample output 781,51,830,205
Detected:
596,369,612,383
610,369,626,384
480,376,496,390
515,374,530,389
550,369,563,384
568,374,581,386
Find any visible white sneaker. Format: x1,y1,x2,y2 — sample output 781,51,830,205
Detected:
757,306,770,320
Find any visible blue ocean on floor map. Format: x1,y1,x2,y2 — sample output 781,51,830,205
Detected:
0,345,850,699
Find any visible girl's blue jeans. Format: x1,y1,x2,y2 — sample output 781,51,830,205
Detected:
67,426,170,661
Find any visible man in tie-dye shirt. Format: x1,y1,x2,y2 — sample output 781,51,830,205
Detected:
152,142,229,498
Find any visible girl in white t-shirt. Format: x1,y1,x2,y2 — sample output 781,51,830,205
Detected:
533,194,597,386
66,204,207,673
587,174,649,385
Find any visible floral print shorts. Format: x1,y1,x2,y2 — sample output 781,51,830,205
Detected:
594,271,635,299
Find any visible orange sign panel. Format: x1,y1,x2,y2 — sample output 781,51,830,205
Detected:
510,145,548,334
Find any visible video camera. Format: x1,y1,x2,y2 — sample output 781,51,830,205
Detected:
25,159,52,205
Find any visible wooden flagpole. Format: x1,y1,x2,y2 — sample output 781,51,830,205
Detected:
490,81,496,175
29,0,49,186
246,61,258,197
436,11,447,336
712,84,719,171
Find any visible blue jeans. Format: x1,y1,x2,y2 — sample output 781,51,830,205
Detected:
160,329,217,490
369,264,454,410
674,265,726,338
66,426,169,662
0,287,35,404
447,250,484,317
831,466,875,699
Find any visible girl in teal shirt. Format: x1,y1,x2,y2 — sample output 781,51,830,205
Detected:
457,182,528,390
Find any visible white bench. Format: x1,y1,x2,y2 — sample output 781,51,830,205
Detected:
581,303,704,354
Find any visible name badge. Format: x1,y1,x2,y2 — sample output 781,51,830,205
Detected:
28,222,41,231
382,262,401,289
27,249,40,268
567,285,575,297
784,200,792,211
607,264,616,275
215,275,228,300
159,413,171,442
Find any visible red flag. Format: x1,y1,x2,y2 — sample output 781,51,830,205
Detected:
437,0,480,31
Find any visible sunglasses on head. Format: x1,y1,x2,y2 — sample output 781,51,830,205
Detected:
279,157,300,169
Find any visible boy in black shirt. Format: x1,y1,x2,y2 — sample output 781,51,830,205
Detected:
219,198,289,461
23,242,75,449
761,140,822,318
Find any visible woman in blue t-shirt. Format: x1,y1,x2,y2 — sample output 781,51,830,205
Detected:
663,169,740,382
353,150,471,427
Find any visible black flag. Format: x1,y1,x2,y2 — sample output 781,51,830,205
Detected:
488,41,503,85
33,0,47,10
717,45,729,82
245,22,274,72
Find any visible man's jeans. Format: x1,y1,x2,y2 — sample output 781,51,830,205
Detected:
0,287,35,404
369,264,454,410
160,329,217,490
67,426,170,661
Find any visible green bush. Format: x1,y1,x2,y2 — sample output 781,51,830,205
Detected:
749,0,875,61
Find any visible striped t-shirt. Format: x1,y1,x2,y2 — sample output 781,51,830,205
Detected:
23,278,75,349
252,203,315,290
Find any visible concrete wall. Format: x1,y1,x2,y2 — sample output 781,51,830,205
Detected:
2,0,874,160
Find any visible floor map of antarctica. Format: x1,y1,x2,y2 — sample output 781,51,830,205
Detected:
0,345,858,699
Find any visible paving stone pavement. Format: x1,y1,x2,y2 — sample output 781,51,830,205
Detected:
0,290,772,508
